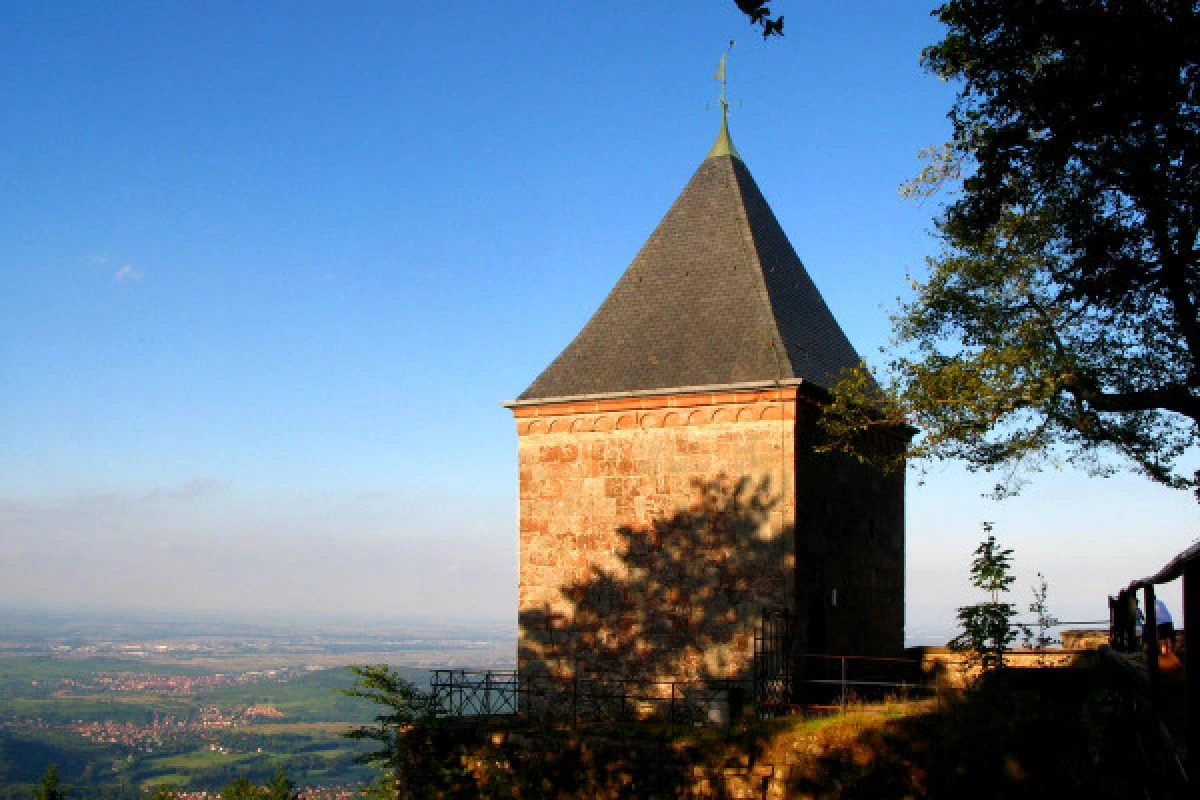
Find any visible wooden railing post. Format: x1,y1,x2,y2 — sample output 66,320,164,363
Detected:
840,657,847,713
1144,584,1160,697
1185,562,1200,780
1125,590,1139,651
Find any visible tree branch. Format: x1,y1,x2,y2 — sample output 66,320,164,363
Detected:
1067,382,1200,424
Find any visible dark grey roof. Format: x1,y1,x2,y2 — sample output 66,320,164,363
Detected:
516,150,864,403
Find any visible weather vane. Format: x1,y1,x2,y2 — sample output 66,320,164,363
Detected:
706,41,741,160
711,40,739,120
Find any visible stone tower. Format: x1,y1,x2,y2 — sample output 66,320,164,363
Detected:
504,113,906,690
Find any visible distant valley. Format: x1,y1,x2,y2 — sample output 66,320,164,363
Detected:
0,609,515,798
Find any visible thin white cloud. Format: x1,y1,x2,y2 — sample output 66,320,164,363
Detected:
87,255,111,265
113,264,144,282
141,478,230,502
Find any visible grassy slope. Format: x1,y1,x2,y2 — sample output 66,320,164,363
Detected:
771,668,1146,798
410,667,1151,799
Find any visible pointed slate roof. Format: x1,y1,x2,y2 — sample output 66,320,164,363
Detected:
513,126,864,404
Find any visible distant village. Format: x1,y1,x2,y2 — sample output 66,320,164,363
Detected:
32,667,314,695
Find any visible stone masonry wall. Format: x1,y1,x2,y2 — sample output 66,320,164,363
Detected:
513,389,803,685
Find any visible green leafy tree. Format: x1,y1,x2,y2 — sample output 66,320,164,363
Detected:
341,665,447,799
216,771,297,800
221,776,262,800
912,0,1200,492
822,0,1200,501
32,765,66,800
733,1,785,37
264,768,298,800
1023,572,1060,658
951,524,1025,672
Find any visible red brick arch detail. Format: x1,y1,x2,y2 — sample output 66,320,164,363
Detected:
759,405,783,421
514,389,805,435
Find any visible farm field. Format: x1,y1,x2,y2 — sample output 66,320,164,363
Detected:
0,610,515,797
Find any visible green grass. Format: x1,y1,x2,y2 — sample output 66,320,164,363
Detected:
193,670,370,722
1,693,195,723
153,750,258,770
244,721,352,735
0,656,211,683
301,746,354,758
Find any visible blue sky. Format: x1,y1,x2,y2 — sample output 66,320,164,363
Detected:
2,2,1195,641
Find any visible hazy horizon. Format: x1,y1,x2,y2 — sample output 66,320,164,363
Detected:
2,2,1195,640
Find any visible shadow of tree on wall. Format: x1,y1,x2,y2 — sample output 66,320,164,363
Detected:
518,474,795,701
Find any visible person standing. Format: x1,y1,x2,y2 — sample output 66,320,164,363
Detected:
1155,598,1176,652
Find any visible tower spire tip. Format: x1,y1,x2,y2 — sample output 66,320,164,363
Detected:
707,42,740,160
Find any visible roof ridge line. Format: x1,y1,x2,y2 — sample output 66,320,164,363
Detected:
502,378,811,408
723,158,794,384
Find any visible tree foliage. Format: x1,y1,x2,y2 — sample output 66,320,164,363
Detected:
950,525,1025,672
1023,571,1059,656
221,776,260,800
827,0,1200,499
220,768,297,800
264,767,298,800
32,765,65,800
733,1,785,38
912,0,1200,492
341,665,459,799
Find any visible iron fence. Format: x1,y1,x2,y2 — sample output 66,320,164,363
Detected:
430,669,519,717
753,608,793,716
432,658,942,727
430,669,747,726
793,653,939,712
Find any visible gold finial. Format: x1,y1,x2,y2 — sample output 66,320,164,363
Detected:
707,41,741,160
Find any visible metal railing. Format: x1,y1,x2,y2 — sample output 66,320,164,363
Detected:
430,669,749,726
792,654,939,713
430,669,519,717
432,657,943,727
